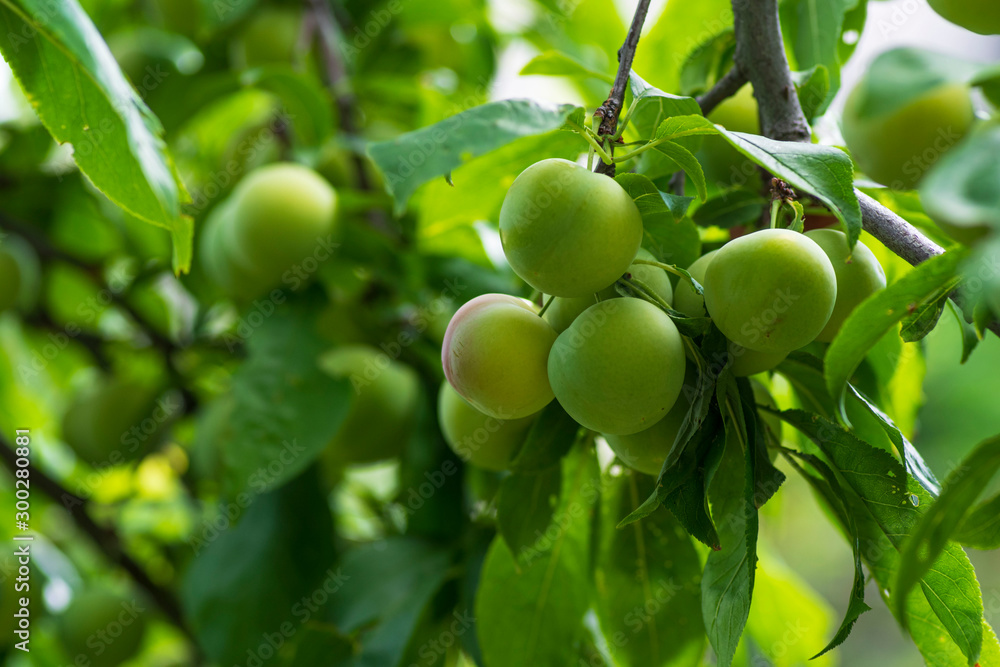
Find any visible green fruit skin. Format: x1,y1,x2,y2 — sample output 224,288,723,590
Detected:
673,250,718,318
232,9,302,67
805,229,887,342
437,382,536,471
603,366,695,475
548,298,686,435
322,345,421,463
842,82,974,190
442,294,557,419
499,159,643,297
61,379,162,467
0,248,22,312
543,248,673,332
198,200,272,299
928,0,1000,34
729,342,787,377
699,84,759,187
57,591,147,667
229,163,338,284
704,229,837,353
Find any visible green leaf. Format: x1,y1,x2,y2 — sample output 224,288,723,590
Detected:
368,100,584,213
596,473,705,667
626,71,702,142
181,469,337,666
287,624,355,667
948,300,981,364
662,415,725,549
955,492,1000,550
496,467,561,562
825,249,968,420
921,125,1000,237
652,140,707,202
330,538,453,666
0,0,191,272
701,376,758,667
716,130,861,244
520,50,614,84
477,445,598,666
241,66,333,149
781,452,870,657
779,409,985,665
896,434,1000,628
900,288,954,343
614,172,700,270
785,0,858,111
654,114,718,141
679,29,736,97
508,401,579,472
219,291,353,497
792,64,832,121
692,189,767,229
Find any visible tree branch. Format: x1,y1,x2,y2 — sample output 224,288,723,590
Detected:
593,0,653,176
696,65,749,117
0,438,200,651
730,0,999,338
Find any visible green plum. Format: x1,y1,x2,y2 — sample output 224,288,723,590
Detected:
61,378,164,468
673,250,718,318
0,246,21,312
197,199,272,299
320,345,421,463
843,81,974,190
437,382,536,471
443,294,557,419
231,8,303,68
805,229,886,342
729,342,787,377
603,366,695,475
499,159,643,297
699,84,759,187
228,163,338,284
704,229,837,353
928,0,1000,34
548,298,686,435
542,248,673,332
57,590,147,667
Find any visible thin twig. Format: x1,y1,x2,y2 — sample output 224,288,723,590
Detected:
696,65,749,117
0,438,200,651
594,0,653,176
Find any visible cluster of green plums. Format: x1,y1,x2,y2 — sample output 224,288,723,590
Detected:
439,159,887,474
198,162,338,300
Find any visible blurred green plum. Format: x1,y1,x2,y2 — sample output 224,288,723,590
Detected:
57,590,147,667
231,8,303,68
442,294,557,419
321,344,421,464
499,159,643,297
548,299,686,435
699,84,759,187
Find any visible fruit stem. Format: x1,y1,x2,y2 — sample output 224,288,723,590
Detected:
568,120,614,164
538,294,555,318
769,199,781,229
631,258,705,295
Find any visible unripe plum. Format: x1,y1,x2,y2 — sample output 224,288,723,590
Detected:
57,590,147,667
704,229,837,353
442,294,557,419
805,229,886,342
228,163,338,283
548,298,686,435
543,248,673,332
61,378,163,468
321,345,421,464
672,250,718,318
437,382,536,471
603,366,695,475
729,342,787,377
842,81,974,190
699,84,759,187
499,159,643,297
928,0,1000,35
231,8,302,68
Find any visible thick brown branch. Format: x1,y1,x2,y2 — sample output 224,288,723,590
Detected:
0,438,199,650
731,0,998,338
594,0,653,176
